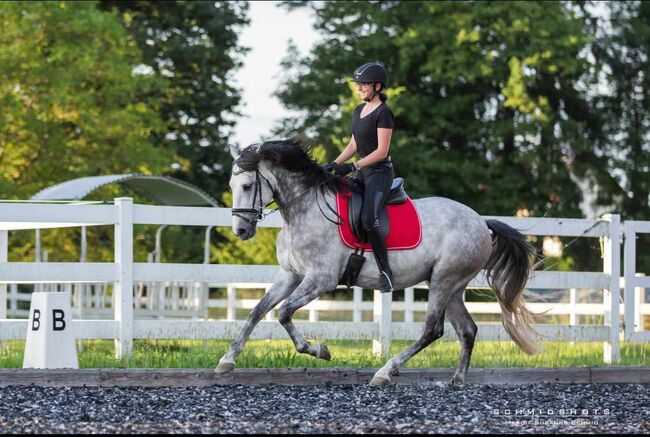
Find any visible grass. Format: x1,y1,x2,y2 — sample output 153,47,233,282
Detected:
1,339,648,369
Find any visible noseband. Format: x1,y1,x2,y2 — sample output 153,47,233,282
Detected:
231,168,277,224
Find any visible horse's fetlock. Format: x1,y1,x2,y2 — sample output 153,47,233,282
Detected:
296,343,310,354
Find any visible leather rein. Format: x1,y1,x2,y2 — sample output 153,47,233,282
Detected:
230,166,342,225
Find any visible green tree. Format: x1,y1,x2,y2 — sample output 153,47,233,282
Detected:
589,1,650,219
0,1,173,199
0,2,177,263
97,1,252,265
582,0,650,272
99,0,250,199
276,1,611,221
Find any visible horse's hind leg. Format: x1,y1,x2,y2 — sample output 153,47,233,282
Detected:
446,290,477,386
278,274,337,360
370,280,454,386
216,268,300,373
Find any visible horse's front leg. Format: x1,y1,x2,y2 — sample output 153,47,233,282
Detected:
216,268,300,373
278,274,337,361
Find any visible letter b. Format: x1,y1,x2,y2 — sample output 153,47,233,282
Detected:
31,309,41,331
52,309,66,331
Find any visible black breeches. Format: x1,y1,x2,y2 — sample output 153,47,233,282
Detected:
358,164,394,231
357,163,394,274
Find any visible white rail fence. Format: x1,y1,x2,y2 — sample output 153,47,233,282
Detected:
0,198,646,363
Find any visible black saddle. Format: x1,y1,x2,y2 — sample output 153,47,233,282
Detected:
347,177,408,243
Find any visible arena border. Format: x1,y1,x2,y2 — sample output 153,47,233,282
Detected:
0,366,648,387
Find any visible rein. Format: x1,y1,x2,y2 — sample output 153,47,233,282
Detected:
231,166,343,225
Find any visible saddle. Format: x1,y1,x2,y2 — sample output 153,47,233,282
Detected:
336,177,422,252
335,177,422,288
347,177,408,242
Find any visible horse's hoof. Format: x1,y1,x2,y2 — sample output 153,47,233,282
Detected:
369,376,390,386
316,344,331,361
447,376,465,387
215,361,235,374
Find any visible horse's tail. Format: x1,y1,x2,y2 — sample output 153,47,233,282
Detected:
484,219,541,355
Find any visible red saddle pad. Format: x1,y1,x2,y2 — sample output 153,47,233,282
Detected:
335,190,422,251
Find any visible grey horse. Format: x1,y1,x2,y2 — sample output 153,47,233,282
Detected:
216,138,539,386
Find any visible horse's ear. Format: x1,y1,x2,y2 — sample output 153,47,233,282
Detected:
228,144,240,160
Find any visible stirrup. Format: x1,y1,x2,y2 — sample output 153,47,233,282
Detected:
379,270,394,293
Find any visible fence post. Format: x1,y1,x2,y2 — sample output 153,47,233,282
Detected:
10,284,17,314
226,285,236,321
114,197,134,359
602,213,620,364
309,298,319,322
634,273,644,337
265,285,274,320
569,288,577,326
372,289,391,359
353,287,363,322
623,223,636,341
404,287,414,323
0,230,7,320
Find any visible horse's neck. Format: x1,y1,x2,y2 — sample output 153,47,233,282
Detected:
274,172,332,229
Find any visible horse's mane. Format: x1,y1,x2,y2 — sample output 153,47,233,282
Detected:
234,137,344,195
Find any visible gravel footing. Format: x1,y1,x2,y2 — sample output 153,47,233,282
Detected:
1,383,648,434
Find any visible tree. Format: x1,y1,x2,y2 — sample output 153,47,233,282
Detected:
590,1,650,220
0,1,173,199
582,0,650,273
0,2,180,264
276,1,613,222
99,0,250,199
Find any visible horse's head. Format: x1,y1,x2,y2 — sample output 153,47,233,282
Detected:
228,143,278,240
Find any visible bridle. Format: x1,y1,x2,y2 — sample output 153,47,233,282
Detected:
230,167,278,224
230,165,343,226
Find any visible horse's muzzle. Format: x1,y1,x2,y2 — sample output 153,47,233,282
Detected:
233,224,256,240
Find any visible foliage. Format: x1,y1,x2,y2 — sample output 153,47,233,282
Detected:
0,1,179,263
0,1,173,199
99,0,250,199
277,1,606,220
98,1,251,265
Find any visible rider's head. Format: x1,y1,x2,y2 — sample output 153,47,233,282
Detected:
352,61,388,103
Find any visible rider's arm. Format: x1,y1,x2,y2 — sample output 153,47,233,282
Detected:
355,128,392,169
334,135,358,164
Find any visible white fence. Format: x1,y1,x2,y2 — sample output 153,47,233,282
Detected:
0,198,646,363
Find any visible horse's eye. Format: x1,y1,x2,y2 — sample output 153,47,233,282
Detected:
243,184,252,191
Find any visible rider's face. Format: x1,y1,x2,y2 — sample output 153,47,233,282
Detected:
355,82,376,100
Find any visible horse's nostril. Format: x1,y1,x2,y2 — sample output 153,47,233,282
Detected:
237,228,247,236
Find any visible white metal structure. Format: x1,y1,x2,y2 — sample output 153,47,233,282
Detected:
0,198,643,363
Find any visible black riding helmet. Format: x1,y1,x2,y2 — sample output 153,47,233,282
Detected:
352,61,388,101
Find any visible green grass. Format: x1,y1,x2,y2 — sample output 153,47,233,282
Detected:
1,339,648,369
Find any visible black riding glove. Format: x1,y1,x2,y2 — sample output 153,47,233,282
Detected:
322,162,337,172
333,163,356,176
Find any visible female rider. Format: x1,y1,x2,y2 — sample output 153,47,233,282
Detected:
325,61,395,293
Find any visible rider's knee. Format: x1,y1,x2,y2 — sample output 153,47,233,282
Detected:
361,212,379,231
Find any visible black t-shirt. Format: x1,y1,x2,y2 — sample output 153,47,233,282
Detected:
352,103,394,159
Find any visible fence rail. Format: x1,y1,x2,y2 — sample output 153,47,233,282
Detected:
0,198,646,364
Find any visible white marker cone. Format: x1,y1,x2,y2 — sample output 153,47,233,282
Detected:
23,291,78,369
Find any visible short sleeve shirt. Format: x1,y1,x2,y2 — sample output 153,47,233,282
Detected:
352,103,394,159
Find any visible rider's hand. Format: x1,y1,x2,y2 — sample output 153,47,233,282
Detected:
333,163,356,176
323,162,337,172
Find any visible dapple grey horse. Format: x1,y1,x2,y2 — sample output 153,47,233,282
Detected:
216,139,539,386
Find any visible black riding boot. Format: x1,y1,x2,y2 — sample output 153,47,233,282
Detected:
366,226,394,293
